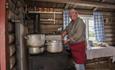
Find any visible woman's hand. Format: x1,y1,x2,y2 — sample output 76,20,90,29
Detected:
63,39,70,45
62,31,67,38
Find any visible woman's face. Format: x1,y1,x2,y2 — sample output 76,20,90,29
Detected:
69,9,78,21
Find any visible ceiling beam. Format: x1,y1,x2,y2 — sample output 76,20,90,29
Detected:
72,9,113,15
33,0,115,9
33,0,69,3
69,0,115,9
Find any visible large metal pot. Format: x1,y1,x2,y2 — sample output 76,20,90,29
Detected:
46,40,63,53
25,34,45,47
28,47,45,54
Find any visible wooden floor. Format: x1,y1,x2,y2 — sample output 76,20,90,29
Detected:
86,62,115,70
68,62,115,70
68,57,115,70
86,57,115,70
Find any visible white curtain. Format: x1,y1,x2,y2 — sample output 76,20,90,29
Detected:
63,10,70,30
93,11,105,42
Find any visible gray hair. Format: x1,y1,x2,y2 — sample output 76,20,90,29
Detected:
69,8,78,14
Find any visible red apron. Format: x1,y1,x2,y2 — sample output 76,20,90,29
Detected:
69,41,86,64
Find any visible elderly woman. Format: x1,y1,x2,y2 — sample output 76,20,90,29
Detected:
62,8,86,70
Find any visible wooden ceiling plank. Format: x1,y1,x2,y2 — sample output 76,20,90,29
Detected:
33,0,115,9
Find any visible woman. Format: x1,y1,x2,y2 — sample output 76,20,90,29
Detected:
62,8,86,70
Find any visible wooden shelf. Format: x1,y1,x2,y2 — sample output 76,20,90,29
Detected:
40,23,62,25
28,11,62,14
40,19,55,22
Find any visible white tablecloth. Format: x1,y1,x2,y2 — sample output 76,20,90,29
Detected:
86,46,115,62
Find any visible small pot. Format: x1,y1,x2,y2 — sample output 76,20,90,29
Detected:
28,47,45,54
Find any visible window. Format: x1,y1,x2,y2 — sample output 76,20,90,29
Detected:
79,15,97,46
